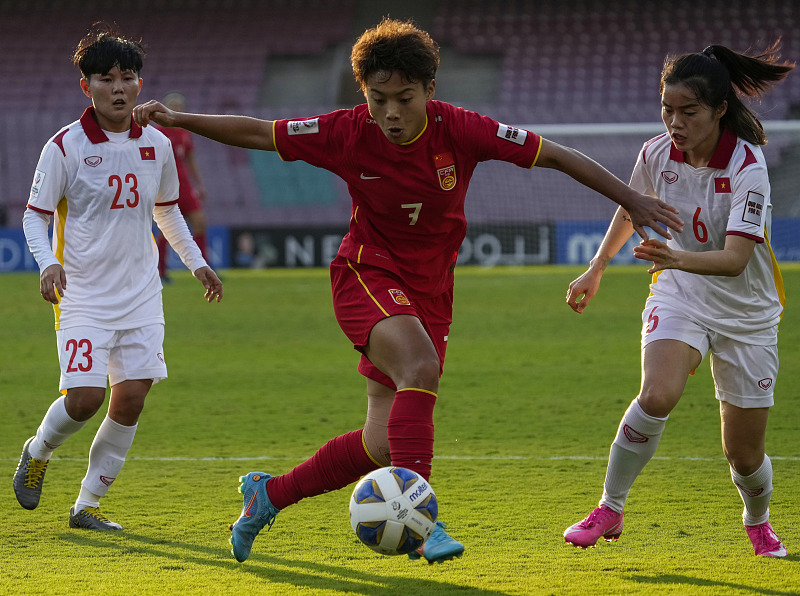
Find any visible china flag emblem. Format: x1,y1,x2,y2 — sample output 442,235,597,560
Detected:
715,177,731,193
139,147,156,160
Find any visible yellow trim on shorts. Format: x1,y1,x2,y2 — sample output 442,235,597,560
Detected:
346,259,390,316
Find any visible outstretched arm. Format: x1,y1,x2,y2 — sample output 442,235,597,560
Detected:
565,207,636,314
133,101,276,152
535,138,683,241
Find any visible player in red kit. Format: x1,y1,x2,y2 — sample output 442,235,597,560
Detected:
134,18,683,564
154,92,209,281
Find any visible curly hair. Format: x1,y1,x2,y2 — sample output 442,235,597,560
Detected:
351,17,439,91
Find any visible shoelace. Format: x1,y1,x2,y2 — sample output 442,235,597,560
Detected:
25,459,48,488
81,507,111,522
582,508,614,528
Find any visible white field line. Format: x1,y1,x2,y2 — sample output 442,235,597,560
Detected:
3,455,798,462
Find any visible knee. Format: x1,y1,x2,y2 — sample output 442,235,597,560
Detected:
725,448,764,476
397,356,440,392
637,387,680,418
65,388,106,421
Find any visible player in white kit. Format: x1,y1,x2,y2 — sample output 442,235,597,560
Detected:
563,41,793,557
13,23,223,530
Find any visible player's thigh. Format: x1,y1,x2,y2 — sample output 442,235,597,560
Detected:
56,326,115,391
639,303,706,416
709,335,777,409
107,324,167,387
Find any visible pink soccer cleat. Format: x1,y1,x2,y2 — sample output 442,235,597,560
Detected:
564,505,624,549
745,521,788,558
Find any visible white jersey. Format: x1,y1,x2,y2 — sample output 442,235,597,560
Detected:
26,108,180,330
630,129,783,344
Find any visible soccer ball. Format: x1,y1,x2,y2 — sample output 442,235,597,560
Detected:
349,466,439,556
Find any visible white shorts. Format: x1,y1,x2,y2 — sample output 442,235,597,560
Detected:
641,302,778,408
56,324,167,391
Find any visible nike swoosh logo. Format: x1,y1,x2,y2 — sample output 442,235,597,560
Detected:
243,494,257,518
360,173,381,180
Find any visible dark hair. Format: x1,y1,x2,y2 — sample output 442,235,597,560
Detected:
660,40,794,145
73,22,145,79
351,17,439,91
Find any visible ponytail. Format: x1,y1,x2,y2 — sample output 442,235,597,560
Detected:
660,40,794,145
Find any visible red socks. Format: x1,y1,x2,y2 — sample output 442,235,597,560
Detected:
266,388,437,509
387,388,437,481
267,429,376,510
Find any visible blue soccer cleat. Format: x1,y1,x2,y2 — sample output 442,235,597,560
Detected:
408,520,464,564
228,471,280,562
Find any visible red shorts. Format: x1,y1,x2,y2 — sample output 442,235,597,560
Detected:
177,185,203,214
330,255,453,390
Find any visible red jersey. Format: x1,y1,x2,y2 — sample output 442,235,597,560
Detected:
273,101,542,297
155,125,194,194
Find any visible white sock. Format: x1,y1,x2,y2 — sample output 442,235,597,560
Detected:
78,416,137,507
731,455,773,526
30,396,87,460
601,398,668,513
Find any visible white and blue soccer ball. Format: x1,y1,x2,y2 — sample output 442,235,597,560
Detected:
349,466,439,556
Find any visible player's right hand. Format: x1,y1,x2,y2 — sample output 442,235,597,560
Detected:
566,267,603,314
133,100,175,127
40,263,66,304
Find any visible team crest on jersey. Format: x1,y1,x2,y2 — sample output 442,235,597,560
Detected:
742,191,765,226
389,289,410,305
715,177,731,193
434,152,456,190
84,156,102,167
496,123,527,146
288,118,319,135
661,171,678,184
31,169,45,198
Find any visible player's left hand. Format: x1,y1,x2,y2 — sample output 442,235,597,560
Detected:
194,266,223,302
633,239,677,273
626,194,683,241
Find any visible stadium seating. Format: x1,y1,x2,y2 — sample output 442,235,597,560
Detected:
1,0,798,228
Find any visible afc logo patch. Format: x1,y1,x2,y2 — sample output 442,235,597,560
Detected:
389,289,410,306
31,169,46,198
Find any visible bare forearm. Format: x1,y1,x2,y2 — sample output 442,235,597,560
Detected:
590,207,636,271
664,249,748,276
174,113,275,151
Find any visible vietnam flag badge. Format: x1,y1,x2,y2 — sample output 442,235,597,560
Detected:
714,177,731,193
139,146,156,160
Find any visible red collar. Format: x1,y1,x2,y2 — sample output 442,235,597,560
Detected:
80,107,143,143
669,128,737,169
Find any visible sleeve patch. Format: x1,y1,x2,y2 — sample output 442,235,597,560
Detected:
30,169,46,200
497,123,527,146
287,118,320,135
742,190,764,226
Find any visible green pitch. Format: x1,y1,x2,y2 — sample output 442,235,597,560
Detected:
1,266,798,595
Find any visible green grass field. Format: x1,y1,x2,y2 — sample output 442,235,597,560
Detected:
1,266,798,595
